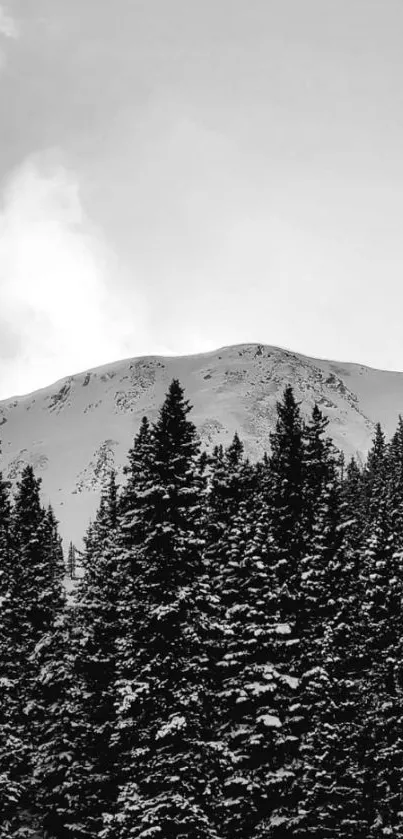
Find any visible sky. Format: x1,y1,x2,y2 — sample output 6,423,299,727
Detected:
1,1,403,398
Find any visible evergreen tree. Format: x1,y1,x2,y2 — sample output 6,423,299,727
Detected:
303,405,337,535
67,470,123,837
341,457,366,551
11,469,61,806
385,415,403,554
67,542,76,579
292,414,367,836
357,421,403,835
299,405,341,651
213,490,299,838
293,591,368,838
0,450,24,834
202,431,297,836
105,380,220,839
44,505,66,581
119,416,155,548
32,604,77,839
268,386,305,638
363,422,387,527
0,466,66,834
206,434,252,539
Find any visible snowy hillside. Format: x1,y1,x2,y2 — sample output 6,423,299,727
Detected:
2,342,403,545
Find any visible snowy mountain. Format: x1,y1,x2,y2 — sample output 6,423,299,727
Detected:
2,342,403,545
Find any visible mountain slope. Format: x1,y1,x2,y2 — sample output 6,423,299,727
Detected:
1,343,403,544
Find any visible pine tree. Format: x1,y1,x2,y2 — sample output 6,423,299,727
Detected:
294,418,403,838
201,432,296,836
119,416,155,549
357,421,403,835
105,380,220,839
341,457,366,551
363,422,387,527
303,405,336,534
44,505,66,581
292,409,366,837
10,469,52,806
213,488,299,838
66,470,123,837
299,405,341,652
67,542,76,579
204,433,257,628
294,589,368,838
268,386,305,638
1,466,66,834
32,604,77,839
206,434,251,540
0,449,24,834
385,415,403,554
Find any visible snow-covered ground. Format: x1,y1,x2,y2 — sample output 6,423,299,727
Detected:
2,343,403,546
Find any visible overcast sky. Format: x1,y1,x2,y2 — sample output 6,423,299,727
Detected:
1,1,403,398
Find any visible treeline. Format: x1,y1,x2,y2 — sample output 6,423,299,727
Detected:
1,379,403,837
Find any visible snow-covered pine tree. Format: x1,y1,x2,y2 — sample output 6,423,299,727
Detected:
44,505,66,581
205,433,253,553
201,431,298,836
212,486,299,839
385,414,403,555
299,405,341,653
265,387,306,791
67,542,76,579
362,422,387,528
66,470,124,837
4,466,66,833
0,449,25,834
119,415,155,548
291,406,366,837
268,386,305,641
358,422,403,836
302,406,337,532
295,419,403,838
32,602,78,839
227,389,308,838
340,456,366,552
104,380,220,839
294,586,367,838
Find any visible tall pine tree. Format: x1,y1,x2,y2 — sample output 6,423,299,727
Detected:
105,380,220,838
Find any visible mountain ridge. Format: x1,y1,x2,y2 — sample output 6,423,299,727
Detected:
3,341,402,403
2,342,403,545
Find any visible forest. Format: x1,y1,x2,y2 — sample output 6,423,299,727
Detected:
1,379,402,838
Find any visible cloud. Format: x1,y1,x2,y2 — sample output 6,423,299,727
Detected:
0,4,18,38
0,153,147,399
